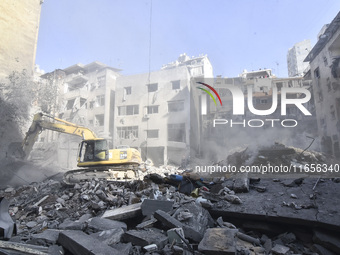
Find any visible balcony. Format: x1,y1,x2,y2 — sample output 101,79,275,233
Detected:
66,73,89,86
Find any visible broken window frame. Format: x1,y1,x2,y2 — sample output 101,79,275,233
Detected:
66,98,76,110
95,114,105,126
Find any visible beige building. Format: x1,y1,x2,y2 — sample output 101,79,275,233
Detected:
304,11,340,157
40,61,121,168
115,54,213,165
0,0,42,81
39,54,213,167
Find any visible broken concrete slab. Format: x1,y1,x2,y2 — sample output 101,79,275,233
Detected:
167,228,185,245
312,244,336,255
154,210,203,243
31,229,62,245
136,217,157,229
198,228,237,255
110,242,132,255
58,230,119,255
90,228,124,246
172,202,214,234
58,219,85,231
48,245,65,255
123,229,168,248
271,244,290,255
101,202,142,221
87,217,127,232
0,240,49,255
313,230,340,254
210,178,340,232
141,199,173,217
233,173,249,193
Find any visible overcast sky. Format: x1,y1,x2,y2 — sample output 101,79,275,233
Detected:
36,0,340,77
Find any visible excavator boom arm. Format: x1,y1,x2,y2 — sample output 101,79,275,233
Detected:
20,113,97,160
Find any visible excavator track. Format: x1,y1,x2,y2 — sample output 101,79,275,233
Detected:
63,164,141,185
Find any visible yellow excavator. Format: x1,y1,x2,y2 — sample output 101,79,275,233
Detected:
16,112,143,184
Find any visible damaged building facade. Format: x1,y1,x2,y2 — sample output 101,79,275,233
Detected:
39,54,213,167
112,53,213,165
39,62,121,168
304,11,340,157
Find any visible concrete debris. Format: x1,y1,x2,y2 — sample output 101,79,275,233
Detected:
0,144,339,254
123,229,168,248
101,202,142,220
313,230,340,254
58,230,120,255
198,228,237,255
271,244,290,255
141,199,173,217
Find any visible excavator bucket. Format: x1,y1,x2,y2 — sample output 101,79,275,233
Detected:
0,197,16,240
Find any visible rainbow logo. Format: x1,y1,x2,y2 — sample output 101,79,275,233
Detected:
196,82,223,106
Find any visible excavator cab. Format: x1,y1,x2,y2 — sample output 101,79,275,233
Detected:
78,139,109,163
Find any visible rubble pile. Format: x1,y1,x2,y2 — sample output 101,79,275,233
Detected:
0,168,339,255
0,144,339,254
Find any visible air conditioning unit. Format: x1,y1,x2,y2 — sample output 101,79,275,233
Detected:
143,114,149,119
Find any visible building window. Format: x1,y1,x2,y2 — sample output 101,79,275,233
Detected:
146,105,159,114
96,95,105,107
146,129,159,138
90,83,96,91
118,105,139,116
89,101,95,109
147,83,158,92
323,56,328,66
80,98,87,108
276,82,283,90
171,80,180,90
314,67,320,79
327,78,332,92
124,87,132,95
168,100,184,112
95,114,104,126
331,105,336,120
66,99,75,110
332,82,340,90
97,76,106,88
117,126,138,139
168,123,186,142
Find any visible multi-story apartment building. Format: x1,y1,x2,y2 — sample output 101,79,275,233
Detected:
0,0,42,81
40,61,121,168
114,54,213,165
39,54,213,167
304,11,340,157
287,40,312,77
